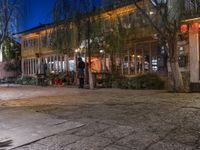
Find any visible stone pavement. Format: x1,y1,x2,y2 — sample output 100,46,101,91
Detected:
0,108,84,150
0,86,200,150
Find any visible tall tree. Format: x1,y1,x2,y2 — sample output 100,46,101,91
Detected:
0,0,21,46
52,0,105,89
118,0,187,92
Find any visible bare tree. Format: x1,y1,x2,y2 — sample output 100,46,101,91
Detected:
0,0,20,46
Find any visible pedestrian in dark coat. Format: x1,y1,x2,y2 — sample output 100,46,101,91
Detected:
77,57,85,88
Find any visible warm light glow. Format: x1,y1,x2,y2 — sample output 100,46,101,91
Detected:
182,17,200,22
75,49,78,53
149,11,154,15
132,55,135,57
191,23,199,32
100,50,104,53
75,48,80,53
137,55,141,58
180,24,188,33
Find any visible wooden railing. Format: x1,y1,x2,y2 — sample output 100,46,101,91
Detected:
184,0,200,18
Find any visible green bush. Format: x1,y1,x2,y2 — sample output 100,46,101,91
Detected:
16,76,37,85
112,73,165,90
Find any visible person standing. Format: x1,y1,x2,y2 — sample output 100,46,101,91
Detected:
77,57,85,88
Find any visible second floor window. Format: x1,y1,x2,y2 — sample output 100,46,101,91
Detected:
23,38,38,49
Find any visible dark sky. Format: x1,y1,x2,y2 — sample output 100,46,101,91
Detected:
22,0,55,31
21,0,113,32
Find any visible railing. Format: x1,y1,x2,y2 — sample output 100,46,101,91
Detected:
184,0,200,18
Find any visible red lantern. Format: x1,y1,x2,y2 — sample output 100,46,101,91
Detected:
191,23,199,32
181,24,187,33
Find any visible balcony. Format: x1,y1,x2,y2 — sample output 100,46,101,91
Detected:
183,0,200,19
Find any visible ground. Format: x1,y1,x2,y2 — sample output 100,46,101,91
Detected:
0,85,200,150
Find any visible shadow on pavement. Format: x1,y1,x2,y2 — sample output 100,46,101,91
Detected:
0,139,13,149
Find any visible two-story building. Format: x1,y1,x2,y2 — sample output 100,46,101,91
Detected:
18,0,200,90
18,1,160,78
18,24,70,76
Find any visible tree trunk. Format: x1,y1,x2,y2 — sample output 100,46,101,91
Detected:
88,67,94,89
170,60,185,92
168,37,186,92
87,19,94,89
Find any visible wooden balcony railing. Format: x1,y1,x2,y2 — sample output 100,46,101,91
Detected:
184,0,200,18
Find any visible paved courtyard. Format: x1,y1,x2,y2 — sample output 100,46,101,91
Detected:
0,86,200,150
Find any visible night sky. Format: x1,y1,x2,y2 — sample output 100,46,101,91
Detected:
22,0,55,31
21,0,113,32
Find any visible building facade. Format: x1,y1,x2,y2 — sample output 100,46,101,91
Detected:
19,2,160,77
18,1,200,89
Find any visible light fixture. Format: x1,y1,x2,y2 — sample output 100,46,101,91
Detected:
149,11,154,15
180,24,188,33
191,22,199,32
179,47,184,51
75,48,80,53
100,50,104,53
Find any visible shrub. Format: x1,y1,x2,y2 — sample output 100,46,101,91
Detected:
16,76,36,85
134,73,165,89
112,73,165,90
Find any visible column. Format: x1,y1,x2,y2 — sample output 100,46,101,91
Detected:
74,53,77,73
121,57,124,75
27,59,30,76
189,29,199,82
108,54,111,73
142,48,145,73
149,43,152,72
30,59,33,75
64,55,67,72
21,59,24,76
35,58,37,75
134,48,137,74
128,49,131,75
61,55,64,72
38,58,41,74
53,55,55,73
49,56,52,72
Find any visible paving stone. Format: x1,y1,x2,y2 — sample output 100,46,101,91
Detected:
72,122,111,137
148,141,194,150
64,136,113,150
0,111,84,150
37,134,82,148
116,131,159,149
13,143,47,150
1,87,200,149
99,126,134,141
103,144,130,150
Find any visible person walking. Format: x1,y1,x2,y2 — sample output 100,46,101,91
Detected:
77,57,85,88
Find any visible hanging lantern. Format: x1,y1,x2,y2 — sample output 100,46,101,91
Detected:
180,24,188,33
191,23,199,32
